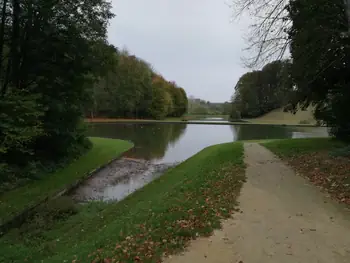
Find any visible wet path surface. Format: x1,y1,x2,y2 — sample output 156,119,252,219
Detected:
71,158,173,202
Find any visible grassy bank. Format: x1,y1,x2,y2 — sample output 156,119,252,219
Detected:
0,137,133,226
245,107,316,125
263,138,349,205
0,142,245,263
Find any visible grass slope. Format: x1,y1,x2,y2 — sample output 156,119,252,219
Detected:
263,138,349,205
0,142,245,263
0,137,133,225
247,106,316,125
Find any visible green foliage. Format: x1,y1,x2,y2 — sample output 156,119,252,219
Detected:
231,60,294,119
288,0,350,140
187,97,228,115
229,104,241,121
0,91,44,185
88,51,188,120
148,80,170,119
0,0,115,189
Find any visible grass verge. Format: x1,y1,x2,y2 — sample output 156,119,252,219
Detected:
0,137,133,226
245,106,316,125
0,142,245,263
262,138,349,205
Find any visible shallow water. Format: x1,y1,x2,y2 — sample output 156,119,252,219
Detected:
71,158,173,202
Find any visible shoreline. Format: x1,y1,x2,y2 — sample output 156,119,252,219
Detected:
0,137,134,236
85,118,321,128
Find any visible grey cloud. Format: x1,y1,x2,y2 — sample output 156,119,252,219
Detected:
108,0,251,102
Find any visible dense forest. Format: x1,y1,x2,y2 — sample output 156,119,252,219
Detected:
231,0,350,140
87,48,188,120
0,0,187,189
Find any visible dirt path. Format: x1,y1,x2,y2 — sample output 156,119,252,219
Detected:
164,143,350,263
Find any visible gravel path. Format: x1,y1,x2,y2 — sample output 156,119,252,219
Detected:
164,143,350,263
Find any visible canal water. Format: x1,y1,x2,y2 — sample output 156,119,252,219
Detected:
87,121,328,164
71,121,328,203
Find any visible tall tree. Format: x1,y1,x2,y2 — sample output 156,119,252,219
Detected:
288,0,350,139
231,60,293,118
0,0,114,188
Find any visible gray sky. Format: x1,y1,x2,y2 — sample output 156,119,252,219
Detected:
108,0,251,102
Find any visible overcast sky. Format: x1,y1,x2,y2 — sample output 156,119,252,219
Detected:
108,0,251,102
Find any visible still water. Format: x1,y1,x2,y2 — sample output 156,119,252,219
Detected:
87,122,328,164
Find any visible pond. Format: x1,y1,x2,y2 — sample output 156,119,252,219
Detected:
87,122,329,164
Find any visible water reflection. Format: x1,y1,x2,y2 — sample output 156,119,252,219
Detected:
234,125,290,140
87,123,328,164
88,123,187,162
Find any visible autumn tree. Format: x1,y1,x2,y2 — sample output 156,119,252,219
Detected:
90,53,188,120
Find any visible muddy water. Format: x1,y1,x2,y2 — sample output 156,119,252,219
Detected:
71,158,173,202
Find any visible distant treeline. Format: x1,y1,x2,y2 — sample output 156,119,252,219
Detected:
230,60,293,119
87,49,188,120
188,97,231,115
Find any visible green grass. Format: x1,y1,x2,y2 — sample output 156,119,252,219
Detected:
0,137,133,226
0,142,245,263
246,106,316,125
262,138,346,157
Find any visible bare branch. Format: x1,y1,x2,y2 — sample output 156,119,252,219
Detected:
231,0,290,68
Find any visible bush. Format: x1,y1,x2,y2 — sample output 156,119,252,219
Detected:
0,91,44,188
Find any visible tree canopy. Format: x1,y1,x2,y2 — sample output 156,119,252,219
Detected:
288,0,350,139
230,60,293,119
87,49,188,120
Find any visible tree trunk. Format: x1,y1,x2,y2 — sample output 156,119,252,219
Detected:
11,0,20,89
0,0,8,95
